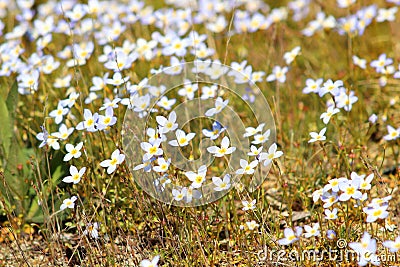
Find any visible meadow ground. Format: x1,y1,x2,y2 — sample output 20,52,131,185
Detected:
0,0,400,266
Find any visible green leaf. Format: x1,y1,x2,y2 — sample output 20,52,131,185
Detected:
6,81,18,121
24,198,43,223
51,165,65,185
0,81,18,160
25,164,65,223
0,97,11,160
3,146,34,209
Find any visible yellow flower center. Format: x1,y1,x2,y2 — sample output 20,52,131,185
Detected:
87,118,94,127
80,51,88,58
197,50,206,57
343,22,351,32
178,137,187,145
149,146,157,154
195,175,203,184
373,209,382,217
218,148,227,154
251,20,260,28
73,174,80,181
113,28,121,35
174,43,182,49
103,117,111,124
346,187,355,195
110,158,118,166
